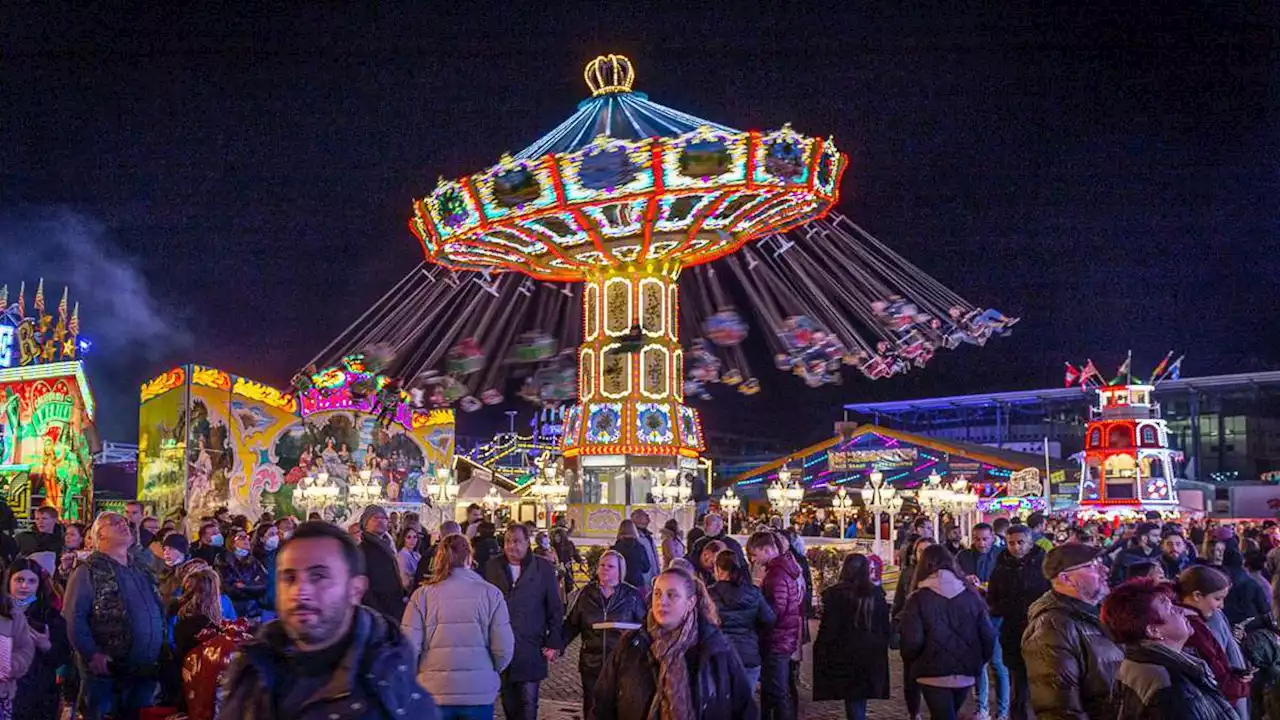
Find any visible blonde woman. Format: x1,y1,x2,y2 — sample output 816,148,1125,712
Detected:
174,567,223,663
402,533,515,717
562,549,647,718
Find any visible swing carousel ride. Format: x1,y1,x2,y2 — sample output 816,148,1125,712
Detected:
302,55,1017,470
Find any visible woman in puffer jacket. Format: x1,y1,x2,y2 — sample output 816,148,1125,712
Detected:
899,544,996,720
708,549,775,691
402,533,515,716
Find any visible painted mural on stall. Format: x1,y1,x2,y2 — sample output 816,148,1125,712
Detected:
139,364,455,523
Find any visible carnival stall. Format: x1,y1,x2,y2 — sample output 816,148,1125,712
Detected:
0,281,97,521
137,356,455,524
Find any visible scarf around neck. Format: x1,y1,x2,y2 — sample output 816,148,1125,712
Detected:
647,609,698,720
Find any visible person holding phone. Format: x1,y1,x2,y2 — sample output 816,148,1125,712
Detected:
5,557,62,719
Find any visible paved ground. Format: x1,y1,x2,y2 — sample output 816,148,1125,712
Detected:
495,619,979,720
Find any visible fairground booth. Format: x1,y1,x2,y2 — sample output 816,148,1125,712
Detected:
137,359,455,527
0,281,97,522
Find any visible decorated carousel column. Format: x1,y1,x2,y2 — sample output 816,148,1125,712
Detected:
565,261,705,509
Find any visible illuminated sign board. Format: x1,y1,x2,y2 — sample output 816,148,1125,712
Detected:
828,448,918,471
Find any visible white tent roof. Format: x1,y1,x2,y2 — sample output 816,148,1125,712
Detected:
456,475,520,501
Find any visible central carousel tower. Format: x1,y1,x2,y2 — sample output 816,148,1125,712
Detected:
409,55,846,501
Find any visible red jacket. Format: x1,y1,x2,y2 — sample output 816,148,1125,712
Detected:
761,552,803,656
1182,608,1250,702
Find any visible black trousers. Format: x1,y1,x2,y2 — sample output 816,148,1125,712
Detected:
581,670,599,719
499,679,540,720
761,653,794,720
920,685,969,720
1010,663,1032,720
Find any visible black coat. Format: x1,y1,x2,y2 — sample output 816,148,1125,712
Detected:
611,537,652,588
562,581,647,675
219,554,269,619
708,580,775,669
687,532,747,570
484,552,565,682
14,601,71,720
359,533,406,621
472,535,502,571
898,571,995,680
1222,563,1270,625
593,620,759,720
986,546,1051,669
813,582,891,702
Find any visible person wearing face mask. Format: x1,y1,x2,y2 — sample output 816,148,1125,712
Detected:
253,523,282,618
192,521,225,566
158,534,193,601
219,529,268,623
1176,565,1252,718
1103,578,1235,719
593,566,758,719
6,558,66,719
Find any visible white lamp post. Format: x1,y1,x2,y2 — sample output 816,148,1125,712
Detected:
533,453,570,528
721,486,741,534
768,466,803,528
296,471,340,517
349,469,383,507
832,485,856,539
859,470,902,558
424,464,459,525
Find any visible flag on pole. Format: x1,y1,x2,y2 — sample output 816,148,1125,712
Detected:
1080,359,1102,388
1164,355,1184,381
1148,350,1175,384
1110,352,1132,385
1064,362,1081,388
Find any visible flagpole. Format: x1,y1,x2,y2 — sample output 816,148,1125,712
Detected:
1127,349,1133,384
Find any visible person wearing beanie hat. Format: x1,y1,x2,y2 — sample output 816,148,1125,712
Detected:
356,504,406,620
1021,543,1122,719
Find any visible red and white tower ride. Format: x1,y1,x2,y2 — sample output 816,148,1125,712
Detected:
1077,384,1182,511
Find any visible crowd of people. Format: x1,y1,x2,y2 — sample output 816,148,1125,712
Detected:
8,494,1280,720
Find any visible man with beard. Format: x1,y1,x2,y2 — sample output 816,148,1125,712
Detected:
220,521,438,719
1159,533,1192,581
355,505,406,620
1022,543,1122,720
986,524,1051,720
1109,522,1163,585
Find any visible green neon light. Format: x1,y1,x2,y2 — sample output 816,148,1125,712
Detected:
0,464,32,473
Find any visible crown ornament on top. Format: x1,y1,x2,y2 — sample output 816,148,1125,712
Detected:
584,55,635,96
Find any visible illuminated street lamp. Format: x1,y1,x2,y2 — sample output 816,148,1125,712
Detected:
859,470,903,558
832,485,856,539
768,465,803,527
349,469,383,505
653,467,691,509
720,486,741,534
296,471,340,516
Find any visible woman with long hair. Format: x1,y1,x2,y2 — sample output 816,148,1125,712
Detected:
5,558,65,720
696,540,726,588
174,567,224,663
660,519,685,569
594,567,758,719
813,554,891,720
396,525,422,590
1175,565,1252,717
708,548,775,692
612,519,652,588
402,533,515,717
899,545,995,719
563,549,648,718
219,527,268,622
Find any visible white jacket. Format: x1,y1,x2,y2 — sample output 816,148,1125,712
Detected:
401,566,514,706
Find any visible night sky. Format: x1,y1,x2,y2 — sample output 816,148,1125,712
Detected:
3,5,1276,445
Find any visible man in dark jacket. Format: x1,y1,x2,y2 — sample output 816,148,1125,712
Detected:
16,504,64,557
62,512,165,720
1159,533,1192,581
1110,522,1162,585
355,504,405,620
748,531,802,720
485,523,564,720
1022,543,1122,720
191,520,225,566
687,513,747,569
986,524,1050,720
220,521,439,720
957,522,1008,719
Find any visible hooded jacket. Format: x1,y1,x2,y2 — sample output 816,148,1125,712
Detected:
760,551,803,657
1114,640,1235,719
813,582,891,701
220,606,440,720
592,619,759,720
1021,591,1122,720
708,579,775,669
898,569,995,685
